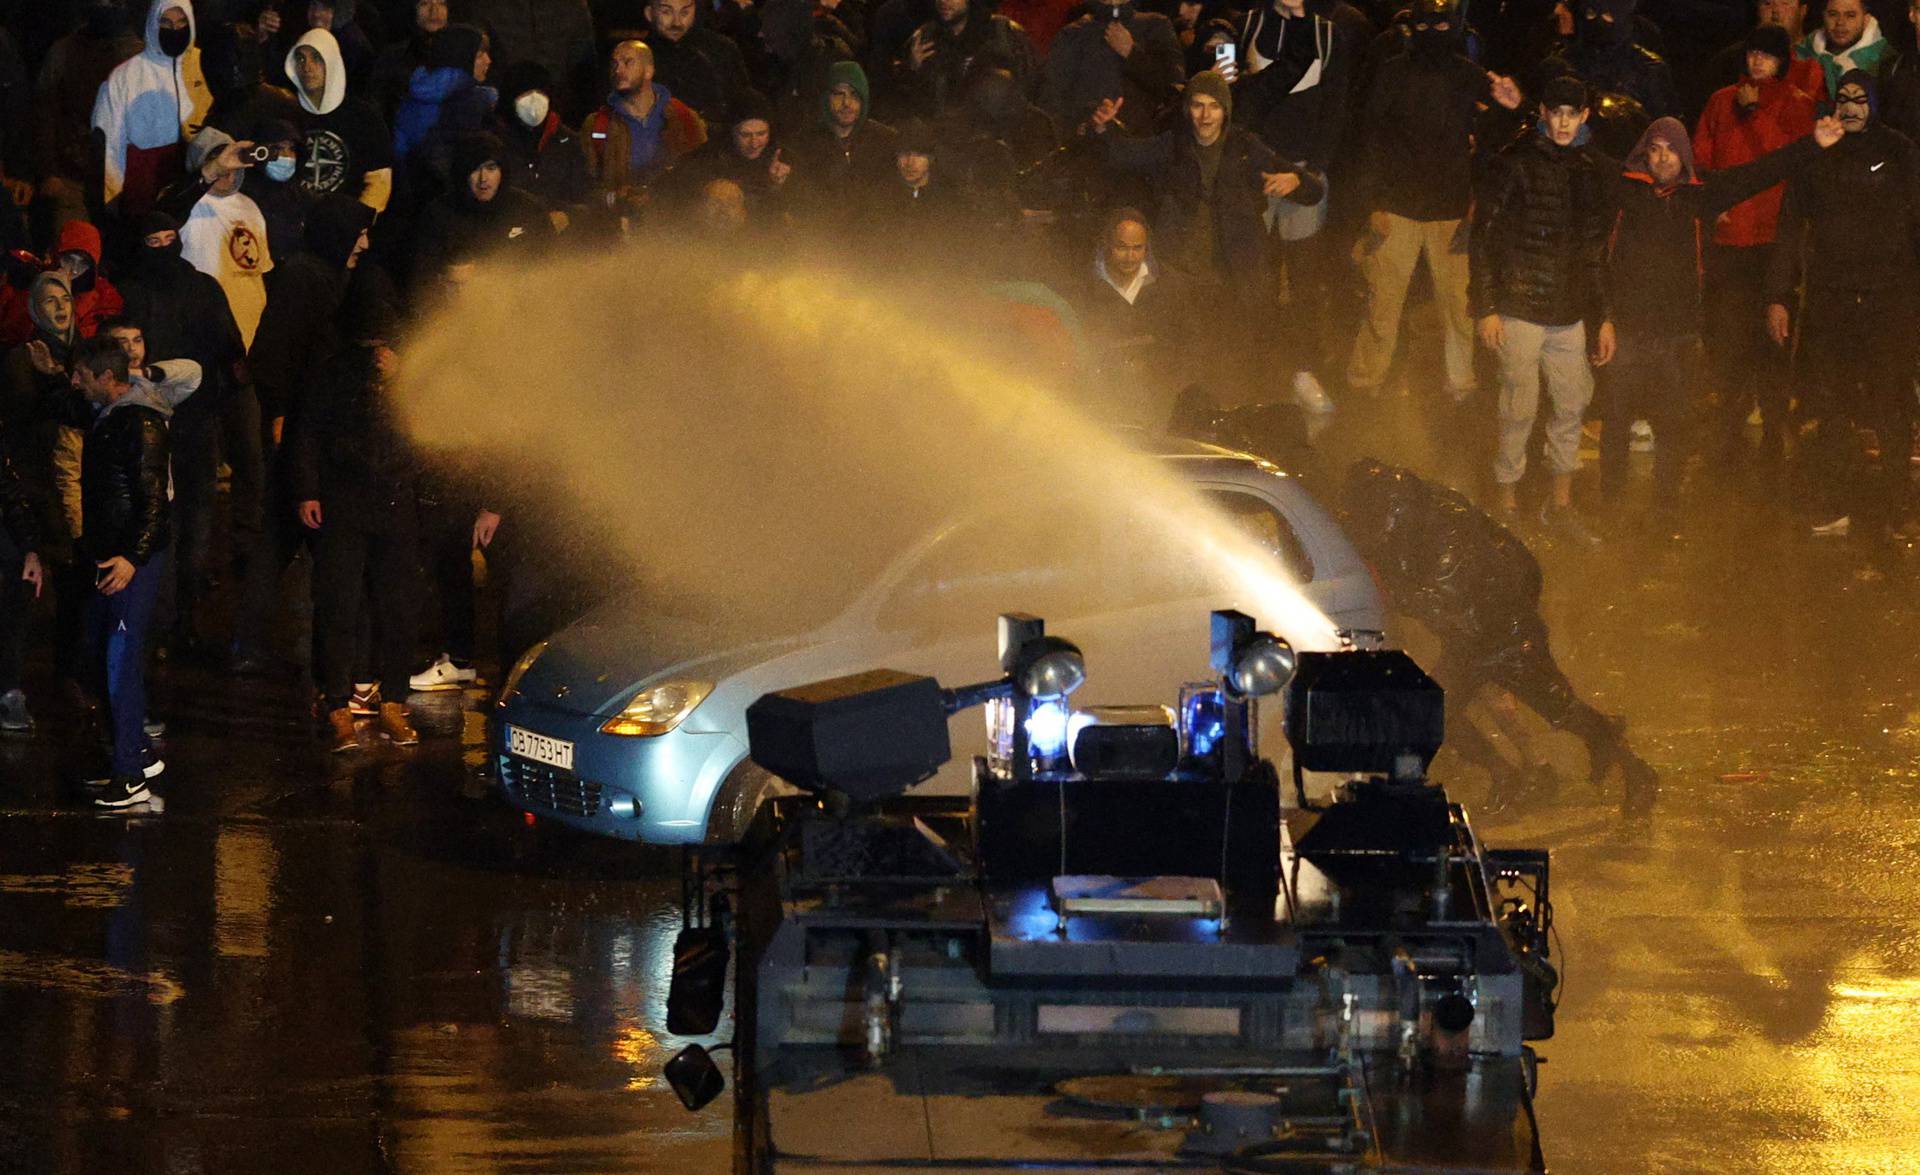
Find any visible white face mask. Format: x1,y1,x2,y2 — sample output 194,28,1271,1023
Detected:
514,90,551,128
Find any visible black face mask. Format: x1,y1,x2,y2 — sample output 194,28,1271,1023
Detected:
1409,26,1454,57
157,25,192,58
141,240,184,273
84,5,123,36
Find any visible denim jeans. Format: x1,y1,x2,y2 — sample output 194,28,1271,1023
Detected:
86,549,169,777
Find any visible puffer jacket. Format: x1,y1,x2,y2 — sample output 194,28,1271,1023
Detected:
81,398,170,565
1468,129,1615,327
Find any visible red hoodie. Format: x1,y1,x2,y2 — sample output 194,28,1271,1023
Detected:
0,221,126,348
1692,73,1817,247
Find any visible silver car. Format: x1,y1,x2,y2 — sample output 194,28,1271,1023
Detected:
494,439,1385,844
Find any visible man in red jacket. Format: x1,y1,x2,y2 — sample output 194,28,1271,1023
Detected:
1694,24,1817,465
0,221,125,348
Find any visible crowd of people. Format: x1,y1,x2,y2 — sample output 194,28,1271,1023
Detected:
0,0,1915,807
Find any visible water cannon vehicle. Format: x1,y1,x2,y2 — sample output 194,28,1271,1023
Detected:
663,611,1560,1173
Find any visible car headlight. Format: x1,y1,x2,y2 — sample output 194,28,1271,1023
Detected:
601,680,713,737
497,639,549,708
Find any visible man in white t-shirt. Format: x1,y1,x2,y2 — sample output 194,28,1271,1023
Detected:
173,127,275,350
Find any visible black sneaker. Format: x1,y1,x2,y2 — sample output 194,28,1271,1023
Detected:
94,774,152,809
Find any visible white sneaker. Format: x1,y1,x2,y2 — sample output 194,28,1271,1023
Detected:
409,654,477,692
1630,420,1655,452
1291,371,1335,414
1810,515,1850,537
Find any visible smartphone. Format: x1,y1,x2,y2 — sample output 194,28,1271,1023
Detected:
244,144,273,164
1109,5,1124,18
1215,42,1237,68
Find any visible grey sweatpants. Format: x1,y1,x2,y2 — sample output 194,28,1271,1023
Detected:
1494,318,1592,485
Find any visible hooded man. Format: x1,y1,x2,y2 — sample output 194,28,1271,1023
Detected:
1766,69,1920,554
1468,75,1615,542
495,60,592,213
1548,0,1680,118
1337,458,1659,815
1596,113,1839,512
1796,0,1890,96
232,195,372,673
580,39,708,210
668,92,796,223
788,61,900,226
1086,69,1322,404
1694,22,1820,462
199,16,302,145
286,27,394,213
1348,0,1524,400
412,132,555,286
92,0,215,215
0,221,126,348
114,208,253,651
391,23,496,174
287,271,423,752
1040,0,1186,133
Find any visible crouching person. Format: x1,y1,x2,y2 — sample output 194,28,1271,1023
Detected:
289,276,421,752
68,338,200,808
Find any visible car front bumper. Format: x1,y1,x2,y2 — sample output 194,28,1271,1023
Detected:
494,697,747,844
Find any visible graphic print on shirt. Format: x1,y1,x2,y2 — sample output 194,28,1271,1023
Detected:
301,129,351,195
228,225,265,272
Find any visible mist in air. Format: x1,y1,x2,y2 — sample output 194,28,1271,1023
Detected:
395,239,1339,664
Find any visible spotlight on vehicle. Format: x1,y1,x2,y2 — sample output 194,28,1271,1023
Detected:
1015,636,1085,701
1211,610,1296,698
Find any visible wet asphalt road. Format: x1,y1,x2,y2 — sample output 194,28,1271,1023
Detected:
3,394,1920,1174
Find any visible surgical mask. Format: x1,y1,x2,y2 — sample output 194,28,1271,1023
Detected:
514,90,551,128
265,156,298,182
157,24,192,57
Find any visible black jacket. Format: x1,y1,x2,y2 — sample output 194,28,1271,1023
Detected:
1766,122,1920,302
81,400,170,566
1608,135,1820,336
1039,9,1186,132
117,252,248,423
1469,131,1615,326
501,115,594,211
643,26,755,127
1353,46,1495,221
410,185,555,285
1097,123,1323,299
286,346,419,525
897,10,1037,118
1232,1,1366,172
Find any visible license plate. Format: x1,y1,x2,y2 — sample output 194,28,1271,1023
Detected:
507,725,574,770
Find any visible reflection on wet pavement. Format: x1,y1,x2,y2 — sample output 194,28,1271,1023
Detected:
1,393,1919,1172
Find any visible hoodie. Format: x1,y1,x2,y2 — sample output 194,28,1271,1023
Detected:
1796,15,1890,97
91,0,214,211
1767,68,1920,300
1610,114,1820,335
392,26,498,165
285,28,395,211
0,222,125,348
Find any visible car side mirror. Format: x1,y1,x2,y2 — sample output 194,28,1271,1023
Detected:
665,1043,726,1111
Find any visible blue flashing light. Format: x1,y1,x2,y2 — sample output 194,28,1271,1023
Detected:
1026,699,1072,759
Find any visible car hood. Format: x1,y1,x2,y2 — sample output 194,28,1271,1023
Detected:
519,600,811,717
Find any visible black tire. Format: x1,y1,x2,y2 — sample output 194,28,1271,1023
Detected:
704,761,789,845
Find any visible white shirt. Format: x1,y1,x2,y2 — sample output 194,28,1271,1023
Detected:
180,188,273,350
1102,258,1152,305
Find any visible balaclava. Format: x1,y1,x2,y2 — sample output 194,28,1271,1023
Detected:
1408,0,1461,58
1833,66,1879,125
1579,0,1638,52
